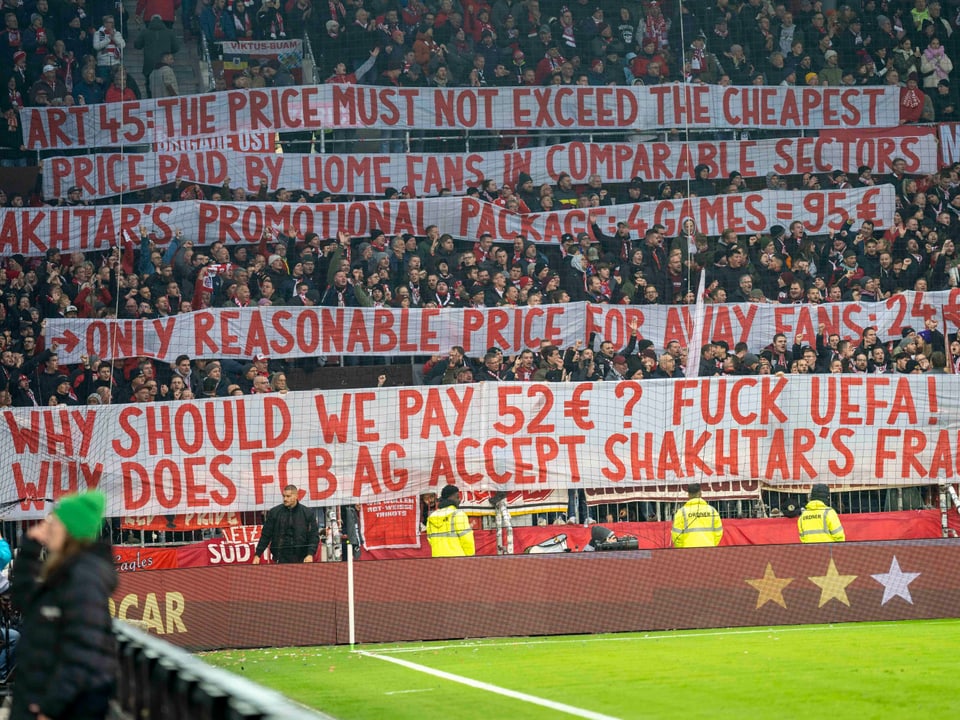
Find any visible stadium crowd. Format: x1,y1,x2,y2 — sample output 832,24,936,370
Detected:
0,161,957,409
1,0,960,408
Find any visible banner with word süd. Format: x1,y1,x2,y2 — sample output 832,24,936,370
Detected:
44,289,959,364
42,133,937,200
0,375,949,519
22,84,901,151
0,186,895,256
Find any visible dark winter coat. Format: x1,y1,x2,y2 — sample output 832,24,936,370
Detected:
10,539,118,720
255,502,320,563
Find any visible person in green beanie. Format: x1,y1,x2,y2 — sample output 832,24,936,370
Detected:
10,490,118,720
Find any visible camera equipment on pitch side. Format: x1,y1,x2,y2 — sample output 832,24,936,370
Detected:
589,525,640,551
490,492,514,555
324,508,342,562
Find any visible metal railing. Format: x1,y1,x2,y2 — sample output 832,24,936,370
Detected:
199,34,217,93
114,620,336,720
302,30,321,86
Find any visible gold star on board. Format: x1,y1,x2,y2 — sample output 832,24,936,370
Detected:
746,563,794,609
809,558,858,608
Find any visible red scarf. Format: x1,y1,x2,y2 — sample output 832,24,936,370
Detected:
644,15,667,48
34,27,49,53
545,52,564,73
233,8,253,36
690,46,705,73
266,12,285,37
514,367,535,381
902,87,922,109
60,55,74,92
101,30,121,58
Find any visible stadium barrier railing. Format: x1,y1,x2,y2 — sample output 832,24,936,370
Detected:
113,619,336,720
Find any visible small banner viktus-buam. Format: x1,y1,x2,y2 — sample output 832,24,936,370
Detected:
218,39,304,87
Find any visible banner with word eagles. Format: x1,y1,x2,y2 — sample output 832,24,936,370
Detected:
42,132,938,200
22,84,901,150
0,375,948,519
43,290,960,363
0,186,894,256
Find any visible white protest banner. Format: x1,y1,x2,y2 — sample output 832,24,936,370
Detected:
43,289,960,364
940,122,960,166
585,289,960,353
0,187,896,256
585,482,762,504
0,376,946,519
45,304,584,363
43,133,938,201
219,40,303,54
22,85,901,151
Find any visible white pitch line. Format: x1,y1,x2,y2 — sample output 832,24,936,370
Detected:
365,619,960,655
384,688,433,696
359,650,623,720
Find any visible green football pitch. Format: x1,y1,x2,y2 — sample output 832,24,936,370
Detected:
201,620,960,719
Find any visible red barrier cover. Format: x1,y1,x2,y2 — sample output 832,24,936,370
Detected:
113,538,960,650
113,510,947,573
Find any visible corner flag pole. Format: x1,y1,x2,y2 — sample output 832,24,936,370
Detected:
347,539,356,648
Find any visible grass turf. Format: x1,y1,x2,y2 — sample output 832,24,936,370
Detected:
200,619,960,719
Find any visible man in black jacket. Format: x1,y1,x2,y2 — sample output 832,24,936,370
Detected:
253,485,320,564
590,217,637,264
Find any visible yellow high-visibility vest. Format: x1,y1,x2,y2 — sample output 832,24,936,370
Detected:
426,505,475,557
671,498,723,548
798,500,845,543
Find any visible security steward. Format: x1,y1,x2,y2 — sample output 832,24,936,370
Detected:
798,483,845,543
671,483,723,548
426,485,475,557
253,484,320,563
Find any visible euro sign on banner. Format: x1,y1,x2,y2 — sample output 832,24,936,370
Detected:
0,376,952,519
0,186,895,255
